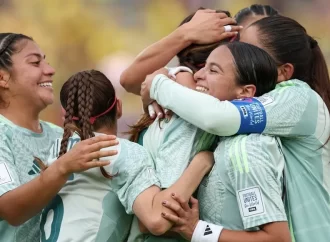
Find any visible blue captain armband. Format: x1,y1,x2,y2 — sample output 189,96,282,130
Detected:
231,98,266,134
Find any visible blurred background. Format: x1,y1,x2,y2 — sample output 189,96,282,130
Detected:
1,0,329,137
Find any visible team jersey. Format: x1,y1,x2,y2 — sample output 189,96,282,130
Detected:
41,134,159,242
150,75,330,241
143,114,217,188
198,134,286,230
0,115,63,242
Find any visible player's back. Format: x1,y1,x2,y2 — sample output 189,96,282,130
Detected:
262,80,330,241
40,135,157,242
143,114,217,188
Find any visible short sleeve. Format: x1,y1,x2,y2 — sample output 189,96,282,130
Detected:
258,82,319,137
227,135,287,229
0,134,21,197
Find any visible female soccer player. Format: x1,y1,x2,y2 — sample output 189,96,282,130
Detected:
141,15,330,242
0,33,117,242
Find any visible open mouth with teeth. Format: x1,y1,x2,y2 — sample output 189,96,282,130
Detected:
38,82,53,88
196,86,209,93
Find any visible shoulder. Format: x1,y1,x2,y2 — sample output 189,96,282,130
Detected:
260,79,315,105
0,122,15,144
40,121,64,137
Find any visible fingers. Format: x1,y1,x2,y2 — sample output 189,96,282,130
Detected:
84,135,117,145
85,160,111,169
232,25,243,32
87,139,119,152
161,212,182,225
88,149,118,161
152,102,165,119
199,9,216,14
190,196,199,210
219,31,239,40
218,17,237,26
162,200,186,217
171,193,190,211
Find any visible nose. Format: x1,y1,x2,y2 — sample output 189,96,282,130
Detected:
44,62,55,77
194,68,205,82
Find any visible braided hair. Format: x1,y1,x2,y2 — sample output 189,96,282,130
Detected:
59,70,117,178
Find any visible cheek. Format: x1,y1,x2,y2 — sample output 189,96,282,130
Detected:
209,78,236,100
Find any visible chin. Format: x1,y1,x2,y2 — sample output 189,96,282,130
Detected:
41,95,54,107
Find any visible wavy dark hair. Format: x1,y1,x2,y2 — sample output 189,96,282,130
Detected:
127,8,232,143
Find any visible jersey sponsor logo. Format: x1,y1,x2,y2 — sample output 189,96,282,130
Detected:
0,163,12,185
237,186,265,217
231,98,267,134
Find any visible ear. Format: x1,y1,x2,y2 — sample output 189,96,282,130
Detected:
236,84,256,99
116,99,123,120
277,63,294,83
0,69,10,89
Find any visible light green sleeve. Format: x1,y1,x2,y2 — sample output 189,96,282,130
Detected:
227,135,287,229
150,74,241,136
261,80,321,137
150,76,322,138
0,131,21,197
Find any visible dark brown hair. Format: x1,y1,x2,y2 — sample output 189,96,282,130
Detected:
251,16,330,113
59,70,117,178
127,8,232,143
235,4,279,26
0,33,33,108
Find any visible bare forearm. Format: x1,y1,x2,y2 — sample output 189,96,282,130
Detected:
0,162,68,226
218,228,290,242
148,152,212,234
120,26,191,95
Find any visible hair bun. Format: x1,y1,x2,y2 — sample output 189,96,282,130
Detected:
309,36,318,49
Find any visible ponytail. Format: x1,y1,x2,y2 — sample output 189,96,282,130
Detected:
309,37,330,112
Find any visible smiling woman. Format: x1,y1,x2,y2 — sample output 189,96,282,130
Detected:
0,34,55,119
0,33,118,242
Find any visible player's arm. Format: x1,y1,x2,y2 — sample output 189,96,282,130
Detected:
146,74,317,137
0,135,117,226
215,136,290,242
162,137,290,242
120,10,239,95
132,151,214,236
147,74,241,136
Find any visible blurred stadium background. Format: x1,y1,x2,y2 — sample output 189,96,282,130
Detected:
1,0,329,137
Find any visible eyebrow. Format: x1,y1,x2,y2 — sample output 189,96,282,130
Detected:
209,62,224,72
25,53,46,59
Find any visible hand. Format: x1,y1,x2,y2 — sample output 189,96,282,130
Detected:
55,135,118,175
161,194,200,240
141,68,169,119
182,9,242,44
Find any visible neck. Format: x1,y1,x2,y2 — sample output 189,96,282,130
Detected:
0,103,42,133
95,125,117,136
